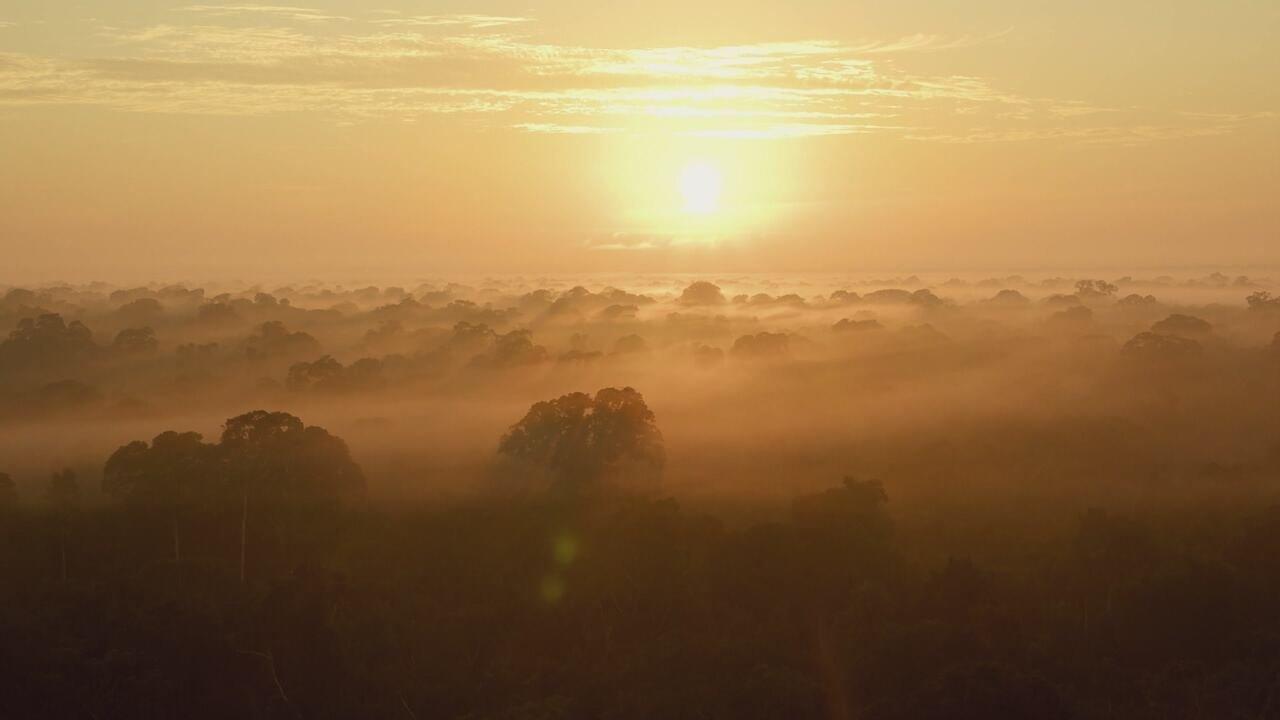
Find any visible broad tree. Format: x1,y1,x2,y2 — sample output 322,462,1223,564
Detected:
0,314,100,377
219,410,365,582
498,387,665,496
103,431,217,567
103,411,365,583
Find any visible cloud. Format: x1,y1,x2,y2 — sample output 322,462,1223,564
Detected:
844,28,1014,54
371,15,532,30
905,112,1276,145
578,41,843,80
515,123,621,134
679,123,882,139
0,16,1263,146
587,233,672,251
584,232,746,251
178,4,351,22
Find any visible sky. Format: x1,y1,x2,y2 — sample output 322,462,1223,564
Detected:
0,1,1277,282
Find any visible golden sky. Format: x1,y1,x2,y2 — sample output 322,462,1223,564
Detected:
1,1,1277,280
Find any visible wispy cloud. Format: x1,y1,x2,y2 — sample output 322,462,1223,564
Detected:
0,14,1266,145
845,29,1014,54
178,4,351,22
906,111,1276,145
516,123,621,134
587,233,671,251
680,123,886,139
578,41,842,80
371,14,531,30
586,232,734,250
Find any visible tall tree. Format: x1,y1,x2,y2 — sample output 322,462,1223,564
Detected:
104,431,216,568
47,468,79,583
219,411,364,582
0,472,16,509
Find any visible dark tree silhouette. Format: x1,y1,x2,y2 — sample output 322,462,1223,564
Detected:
0,313,99,373
288,355,385,392
599,304,638,321
498,387,665,495
1150,313,1212,337
1118,293,1158,307
1122,331,1203,363
470,329,548,368
792,476,891,538
286,355,346,392
219,411,365,582
832,318,884,333
0,379,102,421
104,431,217,566
47,468,79,512
1046,305,1093,333
611,333,648,355
1246,291,1280,311
175,342,220,372
863,288,914,304
677,281,727,306
691,343,725,368
0,472,15,509
196,302,241,326
112,297,164,325
1075,279,1118,298
908,288,944,307
244,321,320,364
985,289,1030,306
111,326,159,355
47,468,79,583
732,332,791,358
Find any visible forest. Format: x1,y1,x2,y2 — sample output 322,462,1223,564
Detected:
2,273,1280,718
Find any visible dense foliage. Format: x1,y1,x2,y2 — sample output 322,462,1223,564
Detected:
3,474,1280,718
1,277,1279,717
497,387,666,496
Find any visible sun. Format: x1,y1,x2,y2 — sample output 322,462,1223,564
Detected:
678,161,723,215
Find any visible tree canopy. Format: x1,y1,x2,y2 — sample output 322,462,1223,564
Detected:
104,431,216,507
0,314,99,374
47,468,79,512
220,410,365,503
0,472,15,508
104,411,365,508
498,387,665,495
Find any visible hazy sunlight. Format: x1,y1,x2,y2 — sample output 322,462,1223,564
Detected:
678,161,724,215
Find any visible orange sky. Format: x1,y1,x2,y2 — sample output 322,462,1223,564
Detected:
0,1,1277,281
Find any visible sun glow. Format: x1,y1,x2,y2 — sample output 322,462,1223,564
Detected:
678,161,723,215
607,143,790,244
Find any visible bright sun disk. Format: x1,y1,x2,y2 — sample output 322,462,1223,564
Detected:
678,161,723,215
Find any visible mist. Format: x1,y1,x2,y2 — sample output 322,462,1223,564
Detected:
3,271,1278,507
5,271,1280,717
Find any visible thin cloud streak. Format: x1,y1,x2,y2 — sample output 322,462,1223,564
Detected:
0,14,1264,145
370,15,532,30
178,4,352,22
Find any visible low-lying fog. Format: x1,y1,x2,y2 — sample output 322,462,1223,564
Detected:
3,271,1279,515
